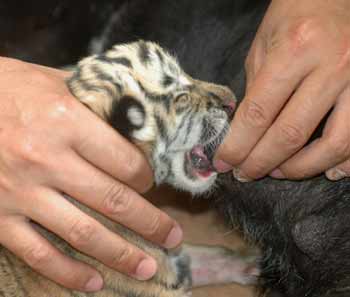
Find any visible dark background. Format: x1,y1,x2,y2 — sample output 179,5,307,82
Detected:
0,0,125,66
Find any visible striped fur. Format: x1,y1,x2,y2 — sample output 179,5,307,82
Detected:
68,41,235,194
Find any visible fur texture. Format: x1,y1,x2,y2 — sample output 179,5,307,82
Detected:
68,41,235,194
92,1,350,296
0,38,258,296
2,1,350,296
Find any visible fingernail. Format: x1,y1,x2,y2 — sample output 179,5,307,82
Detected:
270,169,285,179
232,167,251,182
326,168,346,181
213,159,233,173
164,225,183,248
85,274,103,292
135,258,157,280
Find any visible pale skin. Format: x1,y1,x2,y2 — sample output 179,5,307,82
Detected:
215,0,350,182
0,57,183,292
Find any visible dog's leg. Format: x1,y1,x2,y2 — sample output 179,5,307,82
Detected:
170,244,259,289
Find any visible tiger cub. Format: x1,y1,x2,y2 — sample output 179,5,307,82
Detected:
0,41,258,297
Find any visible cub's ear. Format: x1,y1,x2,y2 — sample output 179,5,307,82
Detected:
107,95,146,141
67,58,155,161
66,56,149,145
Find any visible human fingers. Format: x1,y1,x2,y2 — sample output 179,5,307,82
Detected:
215,34,316,169
26,188,158,281
0,216,103,291
270,86,350,179
237,67,346,180
326,159,350,181
5,58,153,193
50,151,182,249
71,103,153,193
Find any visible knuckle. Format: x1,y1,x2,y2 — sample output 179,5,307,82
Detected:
335,37,350,72
11,138,60,175
240,99,269,129
68,219,96,248
287,18,323,53
277,123,306,150
111,245,133,267
13,137,44,167
145,212,162,237
123,153,145,181
102,183,131,215
48,94,76,121
23,244,52,269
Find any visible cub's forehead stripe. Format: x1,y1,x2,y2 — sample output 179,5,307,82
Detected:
135,80,173,112
91,64,115,82
67,69,95,93
95,54,133,68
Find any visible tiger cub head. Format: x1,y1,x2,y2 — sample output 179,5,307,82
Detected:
68,41,235,194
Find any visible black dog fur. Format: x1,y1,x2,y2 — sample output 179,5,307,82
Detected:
2,0,350,296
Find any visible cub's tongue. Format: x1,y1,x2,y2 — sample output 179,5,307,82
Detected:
189,145,214,174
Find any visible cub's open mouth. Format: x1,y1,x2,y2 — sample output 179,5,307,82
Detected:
184,124,230,178
186,144,218,178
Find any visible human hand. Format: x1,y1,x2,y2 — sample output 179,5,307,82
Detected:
215,0,350,181
0,58,182,291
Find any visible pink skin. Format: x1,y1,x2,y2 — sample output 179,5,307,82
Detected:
187,146,215,178
188,100,236,175
183,245,259,288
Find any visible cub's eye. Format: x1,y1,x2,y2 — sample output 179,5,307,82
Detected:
174,93,190,106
